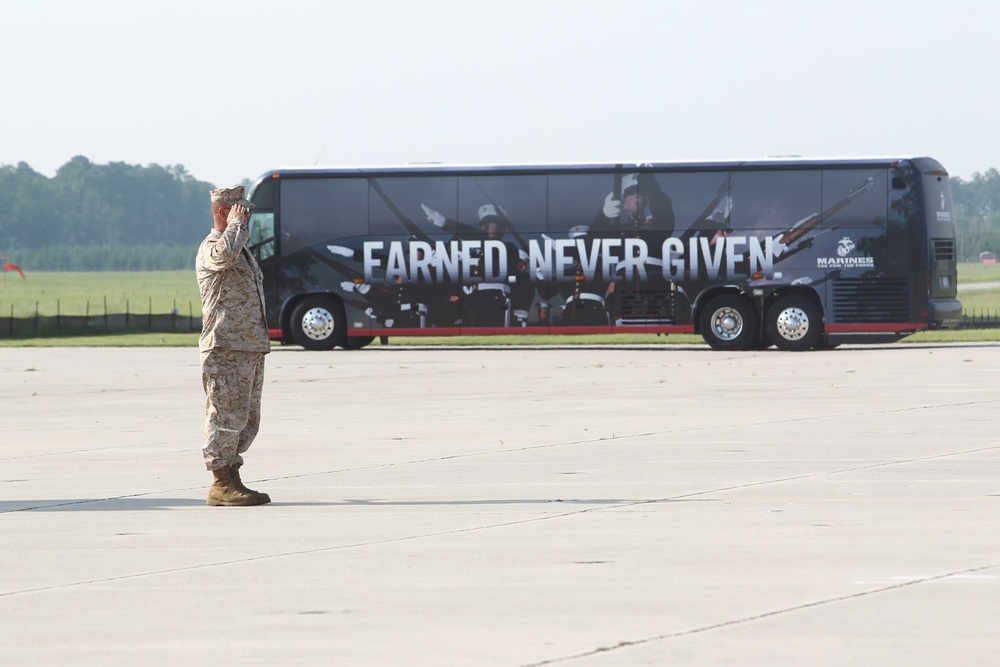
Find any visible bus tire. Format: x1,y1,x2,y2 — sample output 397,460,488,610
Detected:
346,335,375,350
813,336,841,350
289,296,346,350
699,295,757,351
765,295,822,351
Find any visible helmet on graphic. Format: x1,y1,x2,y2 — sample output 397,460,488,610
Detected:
478,204,510,230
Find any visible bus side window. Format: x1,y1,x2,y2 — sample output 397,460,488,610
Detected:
249,211,276,261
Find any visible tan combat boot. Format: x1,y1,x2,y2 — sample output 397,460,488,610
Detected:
206,465,257,506
230,463,272,505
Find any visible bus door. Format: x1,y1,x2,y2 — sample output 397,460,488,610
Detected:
248,209,278,325
247,177,281,332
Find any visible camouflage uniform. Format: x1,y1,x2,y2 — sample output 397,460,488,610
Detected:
197,187,270,472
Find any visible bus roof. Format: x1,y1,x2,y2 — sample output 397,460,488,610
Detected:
252,156,946,183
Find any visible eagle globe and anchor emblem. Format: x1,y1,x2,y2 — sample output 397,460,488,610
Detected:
837,236,856,257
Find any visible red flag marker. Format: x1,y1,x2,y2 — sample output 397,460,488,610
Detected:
3,262,26,280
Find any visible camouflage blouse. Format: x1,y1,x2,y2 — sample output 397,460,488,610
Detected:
196,219,270,353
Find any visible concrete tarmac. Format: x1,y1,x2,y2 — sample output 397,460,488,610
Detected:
1,343,998,666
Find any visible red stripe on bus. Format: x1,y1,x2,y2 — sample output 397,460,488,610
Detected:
362,325,697,337
824,323,929,333
275,324,923,341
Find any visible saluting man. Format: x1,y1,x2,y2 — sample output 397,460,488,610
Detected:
196,185,272,506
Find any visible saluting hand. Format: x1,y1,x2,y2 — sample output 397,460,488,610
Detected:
227,204,249,225
421,204,446,228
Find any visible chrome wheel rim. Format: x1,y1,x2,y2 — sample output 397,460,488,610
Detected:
300,307,335,341
710,307,744,341
775,307,810,341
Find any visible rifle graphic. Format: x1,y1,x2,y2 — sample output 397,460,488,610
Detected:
769,218,849,264
731,174,878,274
612,169,623,216
678,178,731,247
307,245,366,283
369,178,435,245
771,175,875,259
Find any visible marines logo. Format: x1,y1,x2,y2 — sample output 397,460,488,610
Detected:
837,236,856,258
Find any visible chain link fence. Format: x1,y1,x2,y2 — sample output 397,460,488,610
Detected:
1,300,202,336
955,309,1000,329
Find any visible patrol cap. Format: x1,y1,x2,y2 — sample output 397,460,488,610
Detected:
621,173,639,195
478,203,509,225
209,185,255,208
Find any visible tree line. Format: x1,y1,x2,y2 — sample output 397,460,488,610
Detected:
0,157,225,271
950,168,1000,261
1,157,999,270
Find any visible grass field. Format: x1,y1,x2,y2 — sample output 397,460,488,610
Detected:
1,264,998,347
0,270,201,318
954,261,1000,283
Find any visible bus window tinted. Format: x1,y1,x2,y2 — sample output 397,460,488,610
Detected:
369,176,456,236
887,164,922,267
821,169,888,229
457,175,547,236
547,173,615,235
249,211,275,261
281,178,368,254
656,171,730,237
729,170,822,237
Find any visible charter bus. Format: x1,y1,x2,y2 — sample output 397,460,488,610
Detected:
244,157,961,351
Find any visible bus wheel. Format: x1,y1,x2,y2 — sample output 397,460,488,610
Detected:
290,296,346,350
813,336,841,350
346,335,375,350
765,295,822,351
699,295,757,351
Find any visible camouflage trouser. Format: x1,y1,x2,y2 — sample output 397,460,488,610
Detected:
201,349,266,471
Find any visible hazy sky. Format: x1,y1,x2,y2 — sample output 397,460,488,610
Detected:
2,0,998,187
